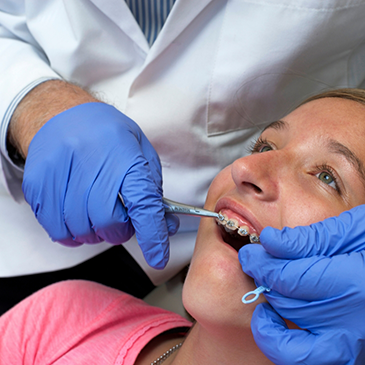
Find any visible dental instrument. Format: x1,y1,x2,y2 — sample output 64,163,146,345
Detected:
118,193,225,221
242,285,271,304
162,197,225,220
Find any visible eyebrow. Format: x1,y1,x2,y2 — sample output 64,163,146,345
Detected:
327,139,365,189
263,120,365,189
262,119,288,133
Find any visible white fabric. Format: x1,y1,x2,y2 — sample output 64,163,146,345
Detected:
0,0,365,284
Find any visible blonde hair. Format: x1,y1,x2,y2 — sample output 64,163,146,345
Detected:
299,88,365,107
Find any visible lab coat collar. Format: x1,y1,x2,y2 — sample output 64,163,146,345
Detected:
88,0,214,62
89,0,150,54
146,0,214,63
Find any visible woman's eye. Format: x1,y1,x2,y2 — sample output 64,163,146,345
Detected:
317,171,336,189
259,145,272,153
249,137,275,154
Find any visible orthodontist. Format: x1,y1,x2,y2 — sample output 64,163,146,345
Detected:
1,2,365,363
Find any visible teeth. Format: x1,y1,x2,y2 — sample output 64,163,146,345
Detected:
238,226,249,236
225,219,239,230
216,211,260,243
224,226,233,233
217,213,225,223
218,214,229,226
249,233,260,243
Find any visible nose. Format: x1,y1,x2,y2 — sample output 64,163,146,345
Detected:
231,151,280,202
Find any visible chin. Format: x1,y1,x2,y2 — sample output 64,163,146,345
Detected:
182,247,260,331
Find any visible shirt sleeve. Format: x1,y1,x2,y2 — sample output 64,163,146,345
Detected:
0,5,62,200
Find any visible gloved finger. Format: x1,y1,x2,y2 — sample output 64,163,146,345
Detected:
122,157,170,270
85,143,136,244
251,303,351,365
240,244,364,300
260,205,365,259
165,214,180,236
23,151,82,247
61,140,118,244
87,185,135,244
138,132,163,194
63,176,104,244
138,135,179,236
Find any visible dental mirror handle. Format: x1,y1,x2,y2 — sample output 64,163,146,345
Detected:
162,197,221,219
118,193,221,219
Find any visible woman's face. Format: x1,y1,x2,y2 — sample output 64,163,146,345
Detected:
183,97,365,332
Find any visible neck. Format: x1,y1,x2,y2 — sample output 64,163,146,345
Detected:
170,323,274,365
135,331,186,365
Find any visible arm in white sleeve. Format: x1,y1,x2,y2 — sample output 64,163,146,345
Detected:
0,4,62,199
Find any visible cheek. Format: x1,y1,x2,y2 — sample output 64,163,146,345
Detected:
205,167,234,210
279,191,344,228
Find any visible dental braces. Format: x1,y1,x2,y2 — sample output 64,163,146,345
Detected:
216,213,260,244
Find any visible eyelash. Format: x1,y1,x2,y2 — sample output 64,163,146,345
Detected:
249,137,273,154
313,164,341,194
249,137,342,194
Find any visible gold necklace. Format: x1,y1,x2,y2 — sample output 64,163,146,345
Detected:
150,342,183,365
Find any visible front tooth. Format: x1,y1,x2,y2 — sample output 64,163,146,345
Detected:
217,213,225,223
219,213,228,226
237,225,249,236
225,219,238,231
249,233,260,243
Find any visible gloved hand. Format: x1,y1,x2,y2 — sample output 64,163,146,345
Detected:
23,102,179,269
238,205,365,365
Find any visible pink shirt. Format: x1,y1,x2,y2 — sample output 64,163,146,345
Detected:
0,280,192,364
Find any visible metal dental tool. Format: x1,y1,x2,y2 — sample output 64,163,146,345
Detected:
162,197,225,220
118,193,224,221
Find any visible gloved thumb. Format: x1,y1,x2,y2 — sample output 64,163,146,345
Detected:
251,303,352,365
260,204,365,259
165,214,180,236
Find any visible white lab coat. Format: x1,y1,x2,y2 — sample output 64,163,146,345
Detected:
0,0,364,285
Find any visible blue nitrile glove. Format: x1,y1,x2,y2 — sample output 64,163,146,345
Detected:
238,205,365,365
23,102,179,269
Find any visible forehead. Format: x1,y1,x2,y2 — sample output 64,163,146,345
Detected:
283,97,365,140
267,98,365,155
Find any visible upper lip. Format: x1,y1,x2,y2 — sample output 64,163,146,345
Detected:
214,197,263,234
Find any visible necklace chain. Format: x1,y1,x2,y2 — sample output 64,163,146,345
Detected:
151,342,183,365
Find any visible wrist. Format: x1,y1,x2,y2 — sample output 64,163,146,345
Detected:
7,80,99,158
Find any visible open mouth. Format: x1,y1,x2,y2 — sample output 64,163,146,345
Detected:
218,222,251,251
215,209,261,251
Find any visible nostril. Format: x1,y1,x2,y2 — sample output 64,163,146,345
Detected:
243,182,262,194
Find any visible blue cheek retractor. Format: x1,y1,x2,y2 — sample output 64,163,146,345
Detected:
242,285,271,304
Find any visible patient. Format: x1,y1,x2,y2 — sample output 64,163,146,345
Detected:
1,88,365,364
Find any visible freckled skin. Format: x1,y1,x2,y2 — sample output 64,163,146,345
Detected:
183,98,365,336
